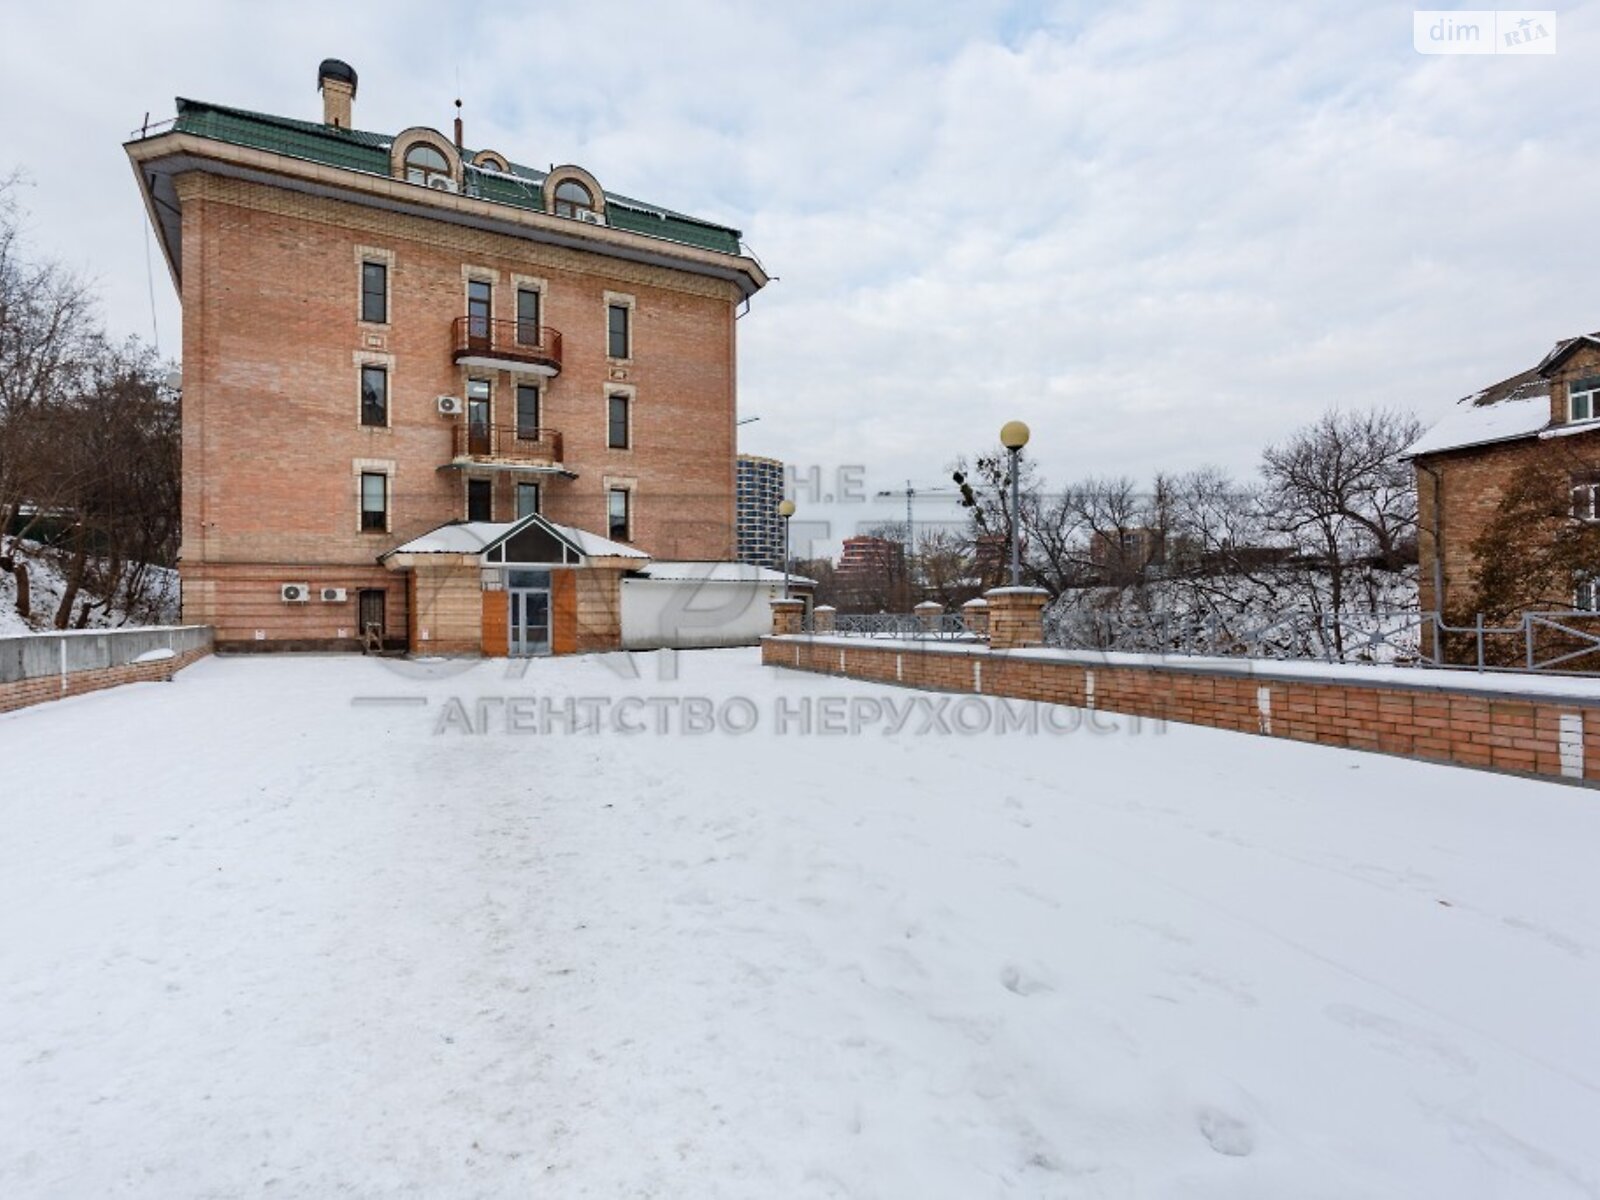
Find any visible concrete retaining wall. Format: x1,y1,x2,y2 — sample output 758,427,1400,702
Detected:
0,626,213,714
763,634,1600,788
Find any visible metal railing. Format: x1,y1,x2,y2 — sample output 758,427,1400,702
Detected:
1053,608,1425,664
451,423,563,465
1430,611,1600,674
1046,606,1600,675
825,612,979,640
816,604,1600,675
451,316,563,372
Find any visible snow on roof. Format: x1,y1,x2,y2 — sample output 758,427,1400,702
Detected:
390,521,513,555
556,522,649,559
634,560,817,586
388,516,649,560
1404,392,1550,458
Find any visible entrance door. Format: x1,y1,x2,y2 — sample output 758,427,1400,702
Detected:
467,278,492,342
507,569,552,656
357,588,386,651
467,378,491,455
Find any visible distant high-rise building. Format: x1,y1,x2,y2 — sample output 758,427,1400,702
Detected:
835,535,909,611
736,454,785,569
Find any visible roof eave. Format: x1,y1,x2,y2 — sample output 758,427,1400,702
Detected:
1403,428,1544,462
126,129,769,299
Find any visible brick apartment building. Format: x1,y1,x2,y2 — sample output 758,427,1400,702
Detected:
1407,330,1600,632
735,453,785,570
126,60,768,654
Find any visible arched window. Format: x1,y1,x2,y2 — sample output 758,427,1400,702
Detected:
553,179,593,218
404,143,451,187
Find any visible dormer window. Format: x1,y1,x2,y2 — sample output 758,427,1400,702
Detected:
1570,377,1600,422
404,144,452,187
553,180,593,218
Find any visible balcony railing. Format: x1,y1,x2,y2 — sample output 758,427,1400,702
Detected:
451,316,563,374
451,423,564,466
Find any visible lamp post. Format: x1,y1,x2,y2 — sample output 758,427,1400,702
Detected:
999,420,1030,587
777,499,796,598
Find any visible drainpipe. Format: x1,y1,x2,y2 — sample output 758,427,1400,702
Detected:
1416,459,1445,613
1416,458,1446,664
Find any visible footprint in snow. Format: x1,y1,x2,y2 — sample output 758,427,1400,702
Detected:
1196,1107,1255,1157
1000,964,1053,996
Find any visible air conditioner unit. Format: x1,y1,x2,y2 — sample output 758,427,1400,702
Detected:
428,176,459,194
321,587,348,603
572,208,603,225
280,583,311,603
437,394,463,416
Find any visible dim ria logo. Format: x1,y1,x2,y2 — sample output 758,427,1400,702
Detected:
1413,10,1555,54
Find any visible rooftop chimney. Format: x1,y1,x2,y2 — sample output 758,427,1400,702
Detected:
318,59,358,129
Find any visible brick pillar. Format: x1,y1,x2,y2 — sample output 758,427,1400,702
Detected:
961,597,990,638
914,600,943,634
770,597,806,636
813,605,836,634
984,587,1048,650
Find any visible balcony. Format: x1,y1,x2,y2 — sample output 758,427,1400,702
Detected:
450,423,565,471
451,316,563,375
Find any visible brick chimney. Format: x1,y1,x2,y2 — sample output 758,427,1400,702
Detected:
318,59,358,129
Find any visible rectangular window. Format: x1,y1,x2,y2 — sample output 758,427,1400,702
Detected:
516,383,541,439
607,302,630,359
608,487,631,541
1571,377,1600,422
516,482,541,519
467,478,493,522
361,365,388,427
608,392,630,449
1575,481,1600,521
360,472,387,531
468,278,492,339
516,288,541,345
1579,577,1599,612
361,261,387,324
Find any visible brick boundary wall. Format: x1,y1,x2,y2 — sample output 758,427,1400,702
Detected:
0,627,214,715
762,635,1600,788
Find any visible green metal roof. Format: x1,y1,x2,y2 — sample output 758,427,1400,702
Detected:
170,98,743,256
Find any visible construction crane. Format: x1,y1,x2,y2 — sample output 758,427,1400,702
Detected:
874,480,957,573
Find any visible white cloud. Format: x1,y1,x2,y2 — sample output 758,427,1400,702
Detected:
1,0,1596,502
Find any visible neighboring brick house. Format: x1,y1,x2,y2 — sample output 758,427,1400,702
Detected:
735,453,785,570
1087,526,1164,580
125,59,768,654
1407,331,1600,633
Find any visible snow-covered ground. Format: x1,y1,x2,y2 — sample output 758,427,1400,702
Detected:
3,649,1599,1198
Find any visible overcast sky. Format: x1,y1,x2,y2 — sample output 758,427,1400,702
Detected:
1,0,1594,508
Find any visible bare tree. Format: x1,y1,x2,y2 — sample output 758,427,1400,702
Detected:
0,175,179,627
0,174,103,618
1259,409,1423,649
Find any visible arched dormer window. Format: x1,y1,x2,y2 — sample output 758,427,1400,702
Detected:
473,150,510,173
542,166,605,224
404,143,451,187
553,180,592,218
